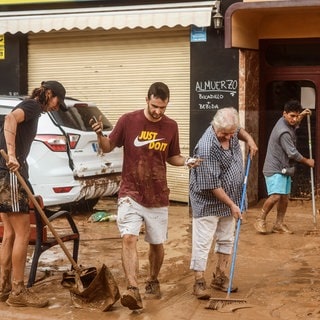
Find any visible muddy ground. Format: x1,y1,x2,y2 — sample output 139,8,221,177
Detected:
1,196,320,319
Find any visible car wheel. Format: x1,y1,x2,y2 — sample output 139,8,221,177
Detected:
64,198,100,213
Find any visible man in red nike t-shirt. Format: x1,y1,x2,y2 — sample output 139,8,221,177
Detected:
91,82,200,311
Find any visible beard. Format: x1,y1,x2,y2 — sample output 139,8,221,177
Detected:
147,105,163,120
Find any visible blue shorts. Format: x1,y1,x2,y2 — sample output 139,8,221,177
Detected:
265,174,291,195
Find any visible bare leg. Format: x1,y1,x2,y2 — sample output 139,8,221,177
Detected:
261,194,281,219
121,234,139,287
148,243,164,281
1,212,29,297
8,213,30,293
211,252,237,292
0,213,14,297
143,244,164,299
1,213,49,308
275,195,289,224
254,194,281,234
194,270,204,280
120,234,143,310
272,195,293,233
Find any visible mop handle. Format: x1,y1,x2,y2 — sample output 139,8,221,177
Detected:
307,114,317,227
227,153,251,297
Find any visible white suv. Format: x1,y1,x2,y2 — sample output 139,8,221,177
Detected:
0,96,123,212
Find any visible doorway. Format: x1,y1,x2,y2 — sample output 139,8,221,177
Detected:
259,39,320,199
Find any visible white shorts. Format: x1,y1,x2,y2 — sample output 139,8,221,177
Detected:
190,215,235,271
117,196,168,244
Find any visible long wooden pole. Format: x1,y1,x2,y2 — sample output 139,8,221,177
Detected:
0,149,81,273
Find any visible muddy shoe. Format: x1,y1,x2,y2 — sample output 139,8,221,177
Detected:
0,289,10,302
121,286,143,310
272,223,293,234
0,276,12,302
210,274,238,293
6,288,49,308
192,278,211,300
254,218,267,234
144,279,161,299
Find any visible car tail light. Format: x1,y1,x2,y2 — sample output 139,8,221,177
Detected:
35,134,80,151
53,186,73,193
68,134,80,149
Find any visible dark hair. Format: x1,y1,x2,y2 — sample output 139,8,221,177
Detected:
284,99,302,113
30,86,51,107
147,82,170,101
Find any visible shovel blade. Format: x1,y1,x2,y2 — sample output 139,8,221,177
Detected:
66,264,120,311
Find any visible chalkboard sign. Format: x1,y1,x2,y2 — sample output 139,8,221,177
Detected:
190,27,239,153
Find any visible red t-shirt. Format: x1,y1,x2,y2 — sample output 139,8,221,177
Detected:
109,109,181,207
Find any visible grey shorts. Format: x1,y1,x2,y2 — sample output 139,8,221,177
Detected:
117,196,168,244
0,170,29,213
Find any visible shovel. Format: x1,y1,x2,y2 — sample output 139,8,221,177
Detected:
1,149,120,311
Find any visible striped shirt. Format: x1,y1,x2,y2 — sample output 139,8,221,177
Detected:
189,126,245,218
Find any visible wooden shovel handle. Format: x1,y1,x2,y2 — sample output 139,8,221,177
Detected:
0,149,81,273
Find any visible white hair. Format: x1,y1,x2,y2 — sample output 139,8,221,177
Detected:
211,107,239,131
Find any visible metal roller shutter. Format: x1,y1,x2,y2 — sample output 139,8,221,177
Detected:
28,28,190,203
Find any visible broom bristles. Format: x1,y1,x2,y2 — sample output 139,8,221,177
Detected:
205,298,247,310
304,229,320,236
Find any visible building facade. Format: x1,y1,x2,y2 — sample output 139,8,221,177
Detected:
1,0,318,203
1,0,229,203
227,0,320,201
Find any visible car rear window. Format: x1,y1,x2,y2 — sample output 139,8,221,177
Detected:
51,104,113,131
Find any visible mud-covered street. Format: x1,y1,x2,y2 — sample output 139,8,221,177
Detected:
1,196,320,319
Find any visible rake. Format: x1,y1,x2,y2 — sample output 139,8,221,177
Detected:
206,154,253,312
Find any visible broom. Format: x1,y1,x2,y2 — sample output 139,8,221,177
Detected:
206,154,252,311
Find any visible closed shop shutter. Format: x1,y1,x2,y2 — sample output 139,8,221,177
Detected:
28,28,190,203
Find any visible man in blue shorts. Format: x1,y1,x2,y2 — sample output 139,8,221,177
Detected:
254,100,314,234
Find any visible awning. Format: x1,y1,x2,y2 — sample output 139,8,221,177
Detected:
0,1,216,34
225,0,320,50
